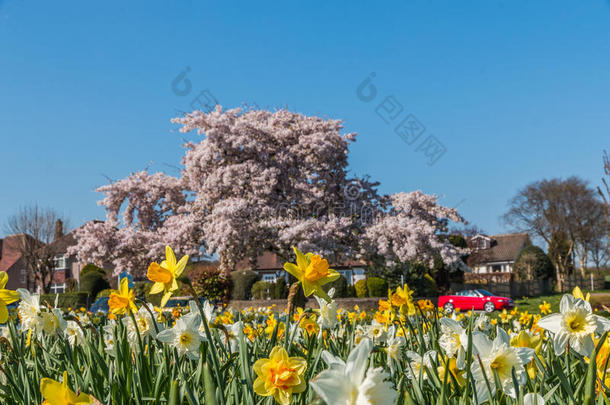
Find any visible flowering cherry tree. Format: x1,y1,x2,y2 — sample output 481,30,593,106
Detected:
73,107,466,278
69,171,201,276
362,191,467,267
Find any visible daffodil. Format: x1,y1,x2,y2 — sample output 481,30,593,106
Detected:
537,293,610,356
510,330,542,378
311,338,397,404
40,371,92,405
539,301,552,315
391,284,416,316
147,246,189,307
471,327,534,402
0,272,19,323
437,356,466,386
156,312,204,359
439,317,468,368
253,346,307,405
283,247,339,302
406,350,437,382
108,277,138,315
573,286,590,302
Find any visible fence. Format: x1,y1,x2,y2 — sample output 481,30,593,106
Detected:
451,273,606,298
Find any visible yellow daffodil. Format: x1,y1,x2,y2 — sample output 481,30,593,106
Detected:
573,286,590,302
40,371,92,405
283,247,339,302
0,272,19,323
391,284,416,316
510,330,542,378
253,346,307,405
147,246,189,307
299,315,319,336
499,309,512,324
108,277,137,315
437,357,466,386
539,301,552,315
378,299,391,312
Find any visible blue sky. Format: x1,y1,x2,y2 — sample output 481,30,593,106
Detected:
1,1,609,238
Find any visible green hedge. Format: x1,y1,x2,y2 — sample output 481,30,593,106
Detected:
40,292,89,310
355,279,368,298
367,277,388,297
251,281,273,300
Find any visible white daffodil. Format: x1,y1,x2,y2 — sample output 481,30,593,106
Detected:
157,312,204,359
471,327,534,402
314,288,338,330
537,293,610,356
17,288,41,332
222,321,243,353
189,299,215,323
123,304,158,340
475,313,491,332
310,338,397,405
438,317,469,369
524,393,545,405
367,320,387,344
103,321,116,357
64,320,85,347
405,350,437,382
386,325,405,375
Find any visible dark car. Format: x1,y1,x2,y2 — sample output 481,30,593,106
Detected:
438,289,514,313
90,296,110,314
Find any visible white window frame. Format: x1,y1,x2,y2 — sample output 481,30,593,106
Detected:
262,274,277,283
54,255,68,270
50,283,66,294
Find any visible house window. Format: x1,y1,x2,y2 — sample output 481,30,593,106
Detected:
50,283,65,294
492,265,502,272
262,274,277,283
54,255,67,270
20,268,27,284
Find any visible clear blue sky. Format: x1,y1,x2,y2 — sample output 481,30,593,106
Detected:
1,1,609,238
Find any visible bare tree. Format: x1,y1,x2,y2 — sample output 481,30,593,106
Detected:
503,177,605,290
4,205,69,293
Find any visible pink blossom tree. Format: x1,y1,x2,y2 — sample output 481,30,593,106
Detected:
68,171,202,277
73,107,467,279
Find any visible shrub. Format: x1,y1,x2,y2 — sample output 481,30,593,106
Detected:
346,285,356,297
80,268,110,299
366,277,388,297
355,279,368,298
40,292,89,310
95,289,114,300
274,277,289,299
251,281,273,300
191,267,231,302
514,245,555,281
80,263,105,276
230,270,260,300
323,274,348,298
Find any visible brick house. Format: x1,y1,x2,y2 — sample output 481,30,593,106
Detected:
235,251,367,285
466,233,531,274
45,220,112,293
0,234,30,290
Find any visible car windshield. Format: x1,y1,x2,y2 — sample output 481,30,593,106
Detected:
477,289,494,296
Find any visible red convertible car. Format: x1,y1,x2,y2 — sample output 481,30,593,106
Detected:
438,289,514,313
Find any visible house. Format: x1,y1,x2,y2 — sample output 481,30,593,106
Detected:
0,234,30,290
235,251,367,285
45,220,113,293
466,233,531,274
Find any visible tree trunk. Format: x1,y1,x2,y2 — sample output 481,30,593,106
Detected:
219,252,232,279
578,248,587,278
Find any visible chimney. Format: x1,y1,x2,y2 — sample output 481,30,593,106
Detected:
54,219,64,241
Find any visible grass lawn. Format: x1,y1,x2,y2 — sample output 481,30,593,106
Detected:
510,289,610,315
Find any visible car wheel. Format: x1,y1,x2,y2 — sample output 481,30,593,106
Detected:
484,301,495,313
443,302,454,313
